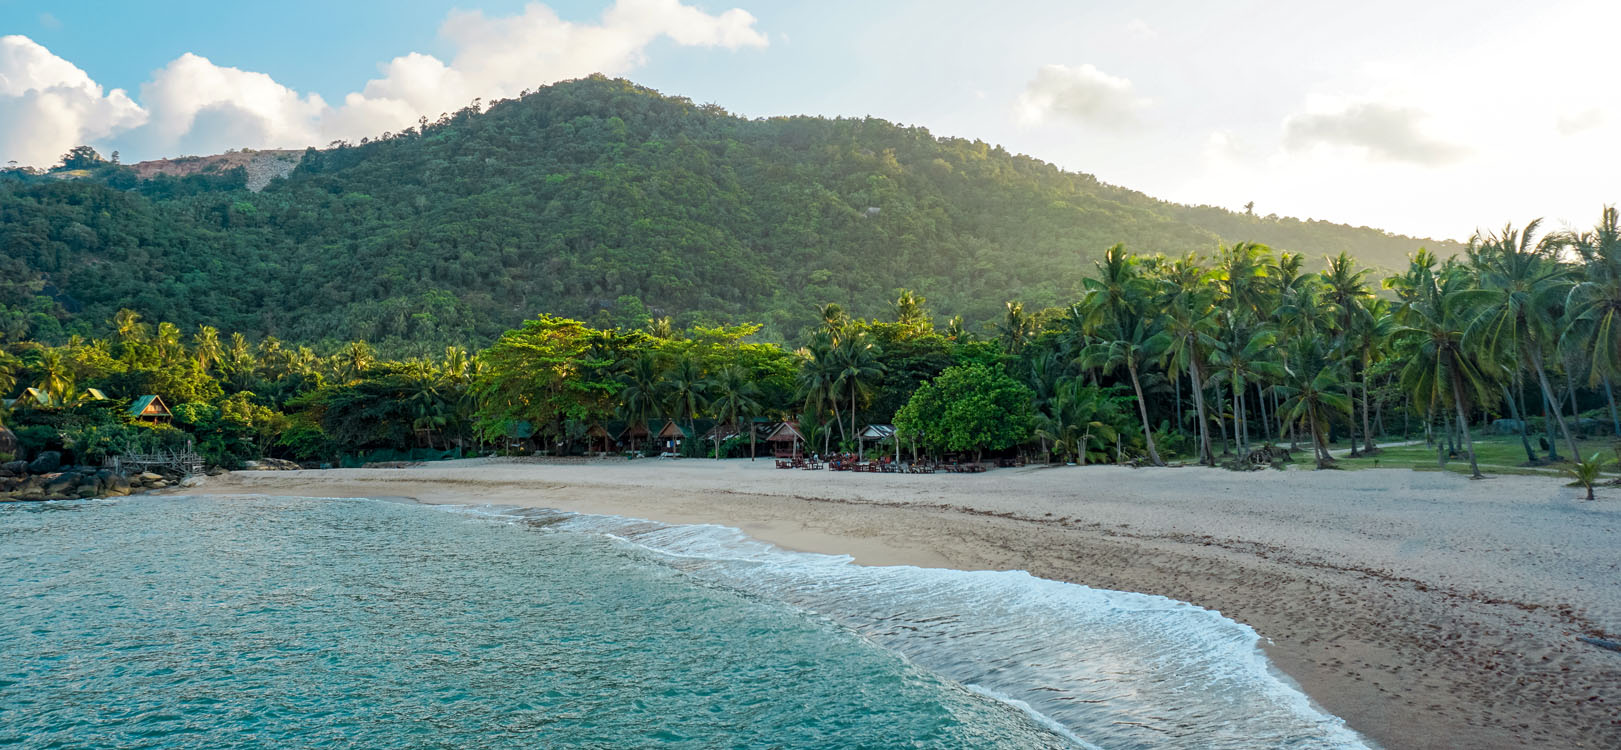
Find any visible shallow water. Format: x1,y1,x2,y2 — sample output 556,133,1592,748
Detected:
0,495,1370,748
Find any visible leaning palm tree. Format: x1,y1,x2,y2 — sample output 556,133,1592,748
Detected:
1560,206,1621,435
1395,269,1497,479
1082,315,1166,466
708,365,762,459
1157,273,1220,466
1465,219,1580,460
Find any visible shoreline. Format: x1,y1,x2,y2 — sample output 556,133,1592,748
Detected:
187,458,1619,750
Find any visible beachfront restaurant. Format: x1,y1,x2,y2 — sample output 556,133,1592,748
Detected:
857,423,896,460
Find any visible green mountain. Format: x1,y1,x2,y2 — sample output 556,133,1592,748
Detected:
0,76,1460,350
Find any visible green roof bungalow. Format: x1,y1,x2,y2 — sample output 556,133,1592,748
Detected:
128,395,173,423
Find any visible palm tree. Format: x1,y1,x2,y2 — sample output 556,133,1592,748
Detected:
1347,299,1396,453
1560,206,1621,435
1210,325,1285,457
1466,219,1580,460
29,349,72,406
1320,252,1373,455
1034,379,1118,465
1395,268,1496,479
1157,265,1220,466
817,303,848,343
1565,453,1608,501
338,341,376,383
193,325,222,372
0,350,19,398
833,334,884,451
893,290,932,336
709,365,762,459
997,301,1033,355
616,353,664,453
663,355,709,455
1082,315,1166,465
796,335,845,441
1278,346,1354,469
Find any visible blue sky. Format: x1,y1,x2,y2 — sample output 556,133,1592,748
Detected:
2,0,1616,240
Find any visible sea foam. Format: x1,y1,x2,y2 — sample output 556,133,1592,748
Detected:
437,503,1375,750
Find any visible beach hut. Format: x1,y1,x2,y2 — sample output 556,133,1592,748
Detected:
764,421,805,458
127,395,172,423
616,420,654,452
857,424,895,461
585,423,615,454
655,419,689,453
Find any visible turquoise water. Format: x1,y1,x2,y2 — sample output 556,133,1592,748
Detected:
0,496,1371,749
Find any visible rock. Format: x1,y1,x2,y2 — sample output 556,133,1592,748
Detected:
28,451,62,475
179,476,205,488
241,458,301,471
110,475,130,494
206,466,228,476
2,460,26,475
149,480,169,489
74,483,98,498
42,474,78,496
139,472,163,482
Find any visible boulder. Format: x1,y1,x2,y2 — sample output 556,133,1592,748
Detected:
2,460,27,475
179,476,205,489
139,472,163,482
42,474,78,496
74,483,98,498
149,480,169,489
94,469,117,491
110,475,131,494
28,451,62,475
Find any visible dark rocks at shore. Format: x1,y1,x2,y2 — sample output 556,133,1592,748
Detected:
0,464,183,502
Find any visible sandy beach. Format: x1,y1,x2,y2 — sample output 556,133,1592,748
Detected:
189,458,1619,749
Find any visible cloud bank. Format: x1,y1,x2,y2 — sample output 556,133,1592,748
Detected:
1014,63,1148,130
0,0,767,166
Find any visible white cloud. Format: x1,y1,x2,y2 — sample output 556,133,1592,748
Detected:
1014,63,1148,129
0,0,767,166
1281,99,1468,166
0,35,146,166
1125,18,1156,40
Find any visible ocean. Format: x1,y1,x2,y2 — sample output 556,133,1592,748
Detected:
0,495,1370,749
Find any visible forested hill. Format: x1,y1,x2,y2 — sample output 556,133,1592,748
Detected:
0,76,1459,350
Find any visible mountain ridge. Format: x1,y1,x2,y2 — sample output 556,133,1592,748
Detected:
0,76,1461,350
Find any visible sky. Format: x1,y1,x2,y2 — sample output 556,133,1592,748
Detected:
1,0,1616,241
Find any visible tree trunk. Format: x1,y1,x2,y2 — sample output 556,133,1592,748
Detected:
851,386,858,454
1127,359,1164,466
1307,407,1327,468
1256,382,1271,446
1189,361,1214,466
1500,382,1537,463
750,417,756,460
1361,363,1376,453
1531,350,1581,460
1213,381,1229,456
1451,367,1483,478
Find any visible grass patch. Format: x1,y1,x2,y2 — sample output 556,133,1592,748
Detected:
1330,434,1621,478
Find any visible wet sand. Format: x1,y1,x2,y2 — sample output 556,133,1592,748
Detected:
190,458,1620,749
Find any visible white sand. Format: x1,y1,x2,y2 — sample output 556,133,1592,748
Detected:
191,458,1621,750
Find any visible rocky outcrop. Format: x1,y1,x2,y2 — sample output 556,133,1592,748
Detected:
0,463,192,502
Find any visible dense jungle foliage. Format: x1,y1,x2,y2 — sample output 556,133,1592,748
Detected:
0,76,1458,353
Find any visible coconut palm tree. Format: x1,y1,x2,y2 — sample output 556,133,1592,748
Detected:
1560,206,1621,435
833,334,884,448
1034,379,1118,465
28,349,72,406
192,325,222,372
1157,262,1220,465
616,352,663,453
709,364,761,459
1565,453,1608,501
1465,219,1580,460
997,301,1033,355
796,334,845,441
1082,315,1166,466
663,355,709,455
1395,268,1496,478
1209,325,1285,457
338,341,375,383
893,290,932,336
1277,344,1354,469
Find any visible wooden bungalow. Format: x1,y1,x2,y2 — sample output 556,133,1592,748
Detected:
585,423,615,454
655,419,688,453
128,395,173,423
616,420,653,451
763,421,805,458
